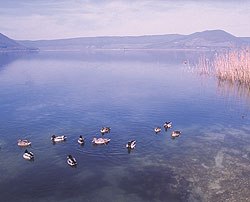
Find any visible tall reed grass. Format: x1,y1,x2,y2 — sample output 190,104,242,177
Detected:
194,48,250,100
197,48,250,88
214,48,250,87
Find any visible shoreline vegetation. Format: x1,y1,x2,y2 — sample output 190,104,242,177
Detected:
197,47,250,90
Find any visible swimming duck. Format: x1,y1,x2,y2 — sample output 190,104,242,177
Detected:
23,149,34,160
100,127,111,134
126,140,136,149
67,155,77,166
154,127,161,133
78,135,85,145
163,121,172,129
17,139,31,147
51,135,67,142
92,137,111,145
171,130,181,138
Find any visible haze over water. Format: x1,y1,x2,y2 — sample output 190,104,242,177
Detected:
0,50,249,202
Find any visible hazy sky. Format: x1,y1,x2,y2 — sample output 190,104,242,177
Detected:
1,0,250,40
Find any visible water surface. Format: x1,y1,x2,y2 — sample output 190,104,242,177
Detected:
0,50,249,202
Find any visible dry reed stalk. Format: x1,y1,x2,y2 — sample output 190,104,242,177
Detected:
196,55,213,75
213,48,250,87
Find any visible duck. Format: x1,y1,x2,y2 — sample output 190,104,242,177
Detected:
92,137,111,145
171,130,181,138
17,139,31,147
100,127,111,134
126,140,136,149
67,155,77,166
163,121,172,129
154,127,161,133
23,149,34,160
51,135,67,142
78,135,85,145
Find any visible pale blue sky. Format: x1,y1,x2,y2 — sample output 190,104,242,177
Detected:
0,0,250,40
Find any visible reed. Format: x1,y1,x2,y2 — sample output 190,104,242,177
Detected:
196,55,213,75
196,48,250,88
213,48,250,87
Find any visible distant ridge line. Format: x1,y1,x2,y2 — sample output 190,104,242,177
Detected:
1,30,250,52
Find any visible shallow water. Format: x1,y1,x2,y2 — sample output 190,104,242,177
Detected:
0,50,249,202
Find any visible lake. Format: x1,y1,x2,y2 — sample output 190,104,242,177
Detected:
0,50,249,202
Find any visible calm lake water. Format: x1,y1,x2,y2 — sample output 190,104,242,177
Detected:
0,50,249,202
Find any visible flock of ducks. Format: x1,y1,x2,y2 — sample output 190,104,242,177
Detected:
17,122,182,167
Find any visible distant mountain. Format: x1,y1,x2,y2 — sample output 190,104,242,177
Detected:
146,30,245,49
0,33,37,52
16,30,250,51
240,37,250,43
18,34,183,51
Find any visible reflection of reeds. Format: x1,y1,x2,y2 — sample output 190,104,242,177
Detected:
214,48,250,87
217,79,250,100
